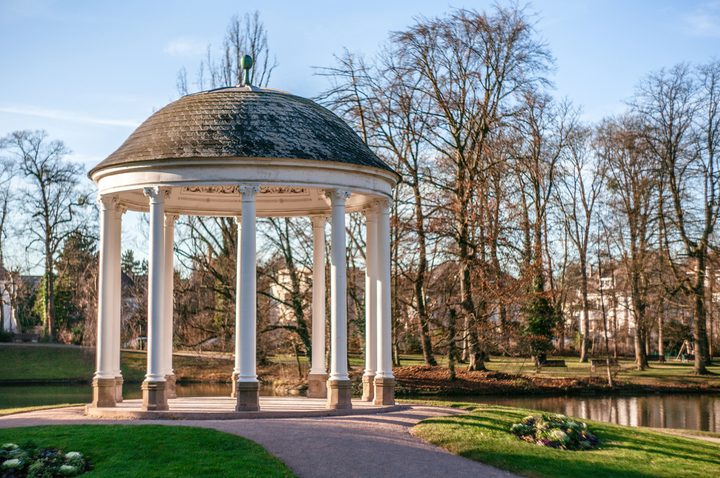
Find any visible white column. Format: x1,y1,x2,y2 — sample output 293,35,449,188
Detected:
310,216,327,376
144,187,166,383
111,204,124,401
376,198,394,380
95,195,116,382
163,214,176,380
237,185,258,383
328,190,350,382
92,194,118,407
362,206,378,400
233,215,242,380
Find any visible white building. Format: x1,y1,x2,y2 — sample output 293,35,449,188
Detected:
0,267,18,333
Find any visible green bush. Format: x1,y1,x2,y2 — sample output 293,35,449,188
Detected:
0,442,90,477
510,414,600,450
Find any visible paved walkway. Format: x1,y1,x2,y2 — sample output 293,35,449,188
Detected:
0,405,517,478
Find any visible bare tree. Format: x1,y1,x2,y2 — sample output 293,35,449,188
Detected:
556,124,603,361
393,6,551,370
0,154,15,331
635,63,719,373
178,11,277,94
2,130,87,341
596,115,656,370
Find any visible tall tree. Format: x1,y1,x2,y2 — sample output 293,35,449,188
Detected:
2,130,87,341
510,92,571,364
635,63,719,373
393,6,551,370
556,124,603,362
0,154,15,331
596,115,656,370
319,49,439,365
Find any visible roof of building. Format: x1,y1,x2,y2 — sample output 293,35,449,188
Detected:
89,86,394,177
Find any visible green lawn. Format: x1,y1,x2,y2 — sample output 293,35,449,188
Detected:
0,345,234,383
0,425,294,477
412,403,720,478
396,353,720,389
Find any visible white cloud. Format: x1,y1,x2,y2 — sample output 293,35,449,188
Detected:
163,37,207,57
684,1,720,37
0,105,139,127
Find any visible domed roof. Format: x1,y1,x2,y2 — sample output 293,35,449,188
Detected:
89,86,394,177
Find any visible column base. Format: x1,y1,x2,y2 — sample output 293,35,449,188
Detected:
141,380,168,411
114,376,124,403
307,373,328,398
91,377,116,408
165,373,177,399
235,381,260,411
362,374,375,401
326,379,352,410
373,377,395,406
231,372,238,398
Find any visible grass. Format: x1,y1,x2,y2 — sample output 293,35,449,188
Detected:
412,403,720,478
396,353,720,389
0,425,294,477
0,345,236,383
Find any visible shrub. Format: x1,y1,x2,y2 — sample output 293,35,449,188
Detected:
510,414,600,450
0,443,90,477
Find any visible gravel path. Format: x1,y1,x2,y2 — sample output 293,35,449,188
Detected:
0,405,517,478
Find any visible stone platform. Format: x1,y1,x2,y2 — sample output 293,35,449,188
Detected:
85,396,406,420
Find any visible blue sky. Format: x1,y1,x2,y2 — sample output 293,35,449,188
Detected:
1,0,719,268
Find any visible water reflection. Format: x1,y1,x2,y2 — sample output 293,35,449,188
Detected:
469,394,720,433
0,382,281,410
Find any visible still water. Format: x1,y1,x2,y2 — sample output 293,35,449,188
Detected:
0,382,271,410
2,384,719,433
464,394,720,433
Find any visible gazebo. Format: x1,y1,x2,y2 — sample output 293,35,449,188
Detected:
88,58,398,414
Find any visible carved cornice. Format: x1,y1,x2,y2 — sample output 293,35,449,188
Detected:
182,185,307,195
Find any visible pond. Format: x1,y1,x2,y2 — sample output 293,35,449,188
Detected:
459,394,720,433
0,382,258,410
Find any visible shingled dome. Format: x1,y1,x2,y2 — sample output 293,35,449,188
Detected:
90,86,394,176
89,69,399,415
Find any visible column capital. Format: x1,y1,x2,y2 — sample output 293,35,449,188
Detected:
238,184,260,199
375,196,392,213
325,189,351,204
97,193,118,210
310,215,328,228
364,201,380,219
143,186,168,202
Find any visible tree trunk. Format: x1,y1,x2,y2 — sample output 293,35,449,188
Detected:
579,259,590,362
410,176,436,366
658,313,665,362
692,253,711,373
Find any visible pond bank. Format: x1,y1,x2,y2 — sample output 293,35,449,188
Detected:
394,365,720,397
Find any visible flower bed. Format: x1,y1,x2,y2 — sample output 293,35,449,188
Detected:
1,443,90,477
510,414,600,450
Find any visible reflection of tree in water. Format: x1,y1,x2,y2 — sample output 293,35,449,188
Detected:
472,394,720,432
